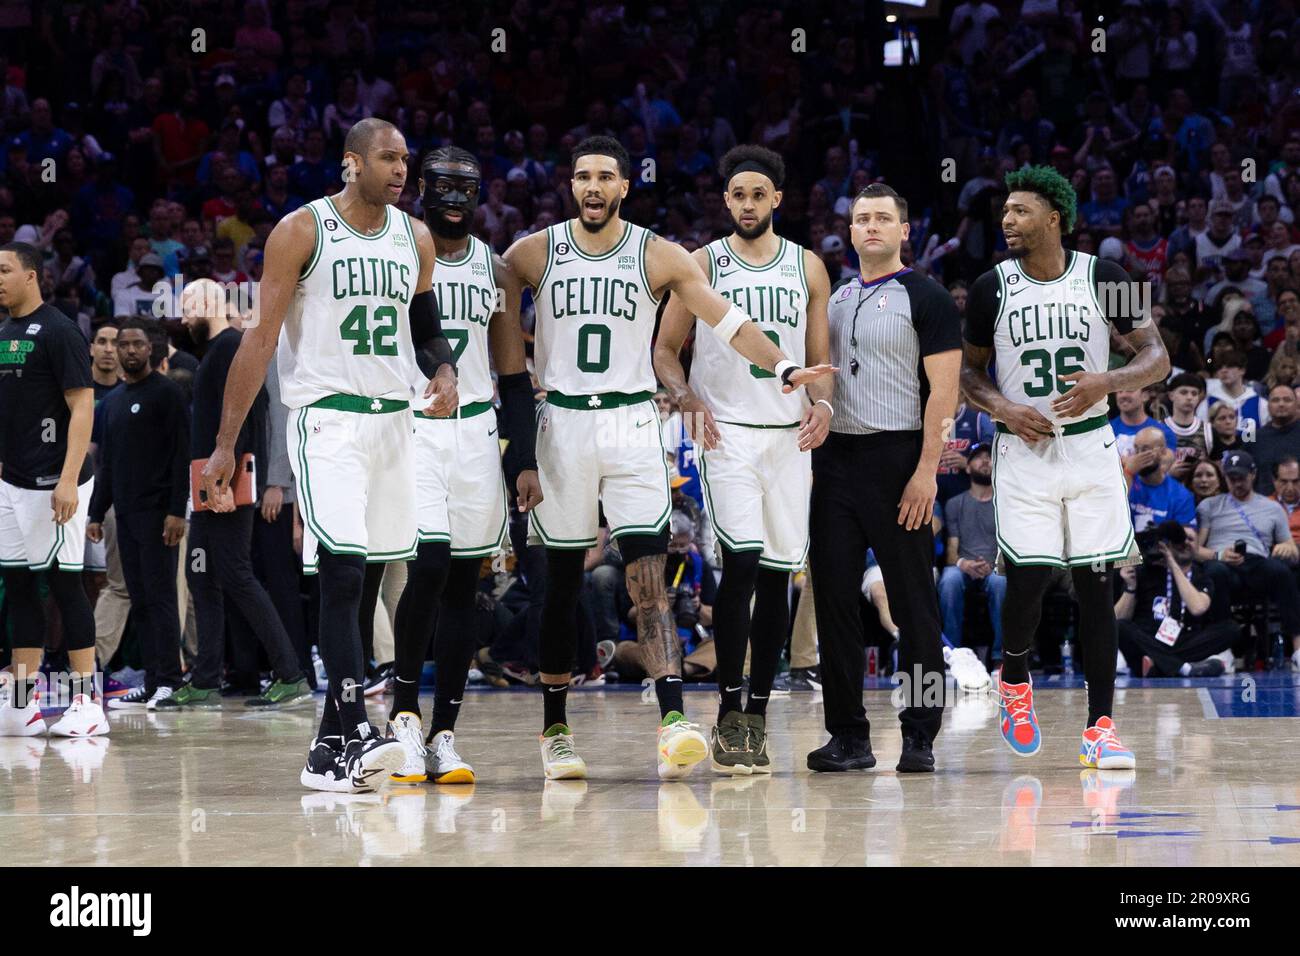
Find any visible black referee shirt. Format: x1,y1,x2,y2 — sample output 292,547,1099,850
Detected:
0,303,94,489
825,268,962,434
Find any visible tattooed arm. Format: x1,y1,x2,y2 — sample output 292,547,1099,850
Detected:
624,553,681,680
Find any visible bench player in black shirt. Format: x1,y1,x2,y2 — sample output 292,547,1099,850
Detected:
0,241,107,738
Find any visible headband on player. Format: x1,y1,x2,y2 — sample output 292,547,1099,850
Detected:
727,160,781,189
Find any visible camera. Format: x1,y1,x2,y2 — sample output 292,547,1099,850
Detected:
1135,520,1188,563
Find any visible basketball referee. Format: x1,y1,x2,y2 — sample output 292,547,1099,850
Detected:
806,184,961,774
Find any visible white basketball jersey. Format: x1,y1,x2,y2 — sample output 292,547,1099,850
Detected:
277,196,423,409
992,251,1111,425
691,236,808,425
433,235,495,407
532,220,659,395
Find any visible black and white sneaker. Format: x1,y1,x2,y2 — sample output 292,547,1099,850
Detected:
107,685,151,710
300,735,348,792
362,663,394,698
340,724,406,792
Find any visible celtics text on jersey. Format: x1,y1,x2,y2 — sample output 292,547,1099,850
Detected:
531,220,661,396
965,251,1141,426
691,236,808,426
277,196,424,409
432,235,496,407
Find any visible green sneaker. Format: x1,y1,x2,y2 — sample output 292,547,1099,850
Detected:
745,713,771,774
153,684,221,709
710,711,753,775
245,678,312,708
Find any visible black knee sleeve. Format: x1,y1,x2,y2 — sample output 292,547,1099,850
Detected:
1,568,44,648
617,529,669,564
46,570,95,651
539,548,586,675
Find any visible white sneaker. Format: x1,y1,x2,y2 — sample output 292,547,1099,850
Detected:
0,672,46,737
945,646,992,692
386,712,427,783
539,727,587,780
107,684,150,710
657,717,708,780
1115,649,1130,677
1215,649,1236,675
145,686,174,711
426,729,474,784
49,695,110,737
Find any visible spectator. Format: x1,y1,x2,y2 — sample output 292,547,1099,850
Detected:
1252,384,1300,495
1270,455,1300,545
1116,521,1236,677
1200,350,1268,431
1112,387,1176,459
1196,200,1243,279
87,318,190,710
1128,425,1197,533
1187,457,1228,505
158,280,307,709
111,252,165,316
1194,450,1300,672
151,87,210,191
1206,401,1245,461
937,444,1004,661
1161,372,1208,481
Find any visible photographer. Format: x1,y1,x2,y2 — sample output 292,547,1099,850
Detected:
1194,451,1300,670
1118,521,1237,677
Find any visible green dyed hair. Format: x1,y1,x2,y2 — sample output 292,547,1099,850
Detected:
1004,164,1078,234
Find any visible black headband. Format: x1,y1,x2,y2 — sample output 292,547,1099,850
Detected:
727,160,780,188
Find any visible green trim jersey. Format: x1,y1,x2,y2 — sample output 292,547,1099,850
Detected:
965,251,1141,427
692,237,808,426
277,196,424,409
433,235,496,407
532,220,660,395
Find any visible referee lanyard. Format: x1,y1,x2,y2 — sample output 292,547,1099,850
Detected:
848,267,912,376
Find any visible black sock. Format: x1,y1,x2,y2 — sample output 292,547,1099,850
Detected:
655,675,684,719
745,567,790,719
713,546,760,721
539,548,584,679
1000,563,1056,685
391,542,450,719
1071,565,1118,727
542,681,569,730
315,550,368,737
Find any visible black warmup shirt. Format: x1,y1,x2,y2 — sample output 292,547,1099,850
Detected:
0,303,94,489
191,327,268,499
88,371,191,522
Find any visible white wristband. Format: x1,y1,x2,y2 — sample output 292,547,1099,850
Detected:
774,359,797,382
815,398,834,417
712,303,748,343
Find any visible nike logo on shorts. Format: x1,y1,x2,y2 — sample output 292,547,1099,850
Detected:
1104,439,1117,448
488,428,498,436
636,418,653,428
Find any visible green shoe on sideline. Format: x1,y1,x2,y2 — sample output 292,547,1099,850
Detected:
154,684,221,709
245,678,312,708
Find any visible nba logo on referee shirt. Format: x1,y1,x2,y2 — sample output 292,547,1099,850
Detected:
877,294,888,311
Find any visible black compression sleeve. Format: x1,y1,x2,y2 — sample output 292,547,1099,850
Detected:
964,270,1001,348
498,371,537,482
410,289,455,378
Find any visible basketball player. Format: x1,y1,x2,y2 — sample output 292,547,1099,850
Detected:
201,119,459,792
385,146,542,784
653,145,832,775
0,241,107,738
961,165,1169,769
503,136,833,780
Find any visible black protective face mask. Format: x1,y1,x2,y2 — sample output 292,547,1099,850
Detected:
422,167,479,239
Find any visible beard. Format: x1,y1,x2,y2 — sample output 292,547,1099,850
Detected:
1139,462,1162,478
970,471,992,486
188,321,210,347
428,207,473,239
578,195,620,232
733,211,772,241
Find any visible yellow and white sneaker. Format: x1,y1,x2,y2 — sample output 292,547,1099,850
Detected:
387,712,428,783
539,724,587,780
657,712,708,780
425,729,474,784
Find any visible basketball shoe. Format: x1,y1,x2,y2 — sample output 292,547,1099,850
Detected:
997,676,1041,757
386,712,427,784
657,711,708,780
0,672,46,737
48,694,110,737
1079,716,1136,769
425,730,474,784
539,724,587,780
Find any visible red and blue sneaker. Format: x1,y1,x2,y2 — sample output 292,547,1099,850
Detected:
1079,716,1136,769
997,677,1041,757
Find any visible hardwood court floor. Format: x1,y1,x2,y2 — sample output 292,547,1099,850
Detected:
3,676,1299,866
